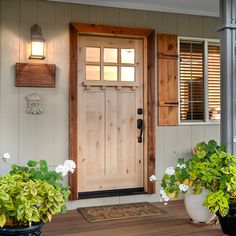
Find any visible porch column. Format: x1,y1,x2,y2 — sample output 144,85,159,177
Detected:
219,0,236,153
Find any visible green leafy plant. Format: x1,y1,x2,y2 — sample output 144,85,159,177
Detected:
172,141,236,217
159,140,225,202
0,154,76,228
199,152,236,217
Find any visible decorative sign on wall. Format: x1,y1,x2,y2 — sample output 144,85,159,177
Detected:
26,93,43,115
15,63,56,87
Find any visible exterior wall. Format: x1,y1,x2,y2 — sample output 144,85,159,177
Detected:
0,0,220,209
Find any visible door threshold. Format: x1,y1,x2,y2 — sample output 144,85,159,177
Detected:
78,188,146,199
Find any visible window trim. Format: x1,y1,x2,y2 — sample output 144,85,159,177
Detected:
178,36,220,125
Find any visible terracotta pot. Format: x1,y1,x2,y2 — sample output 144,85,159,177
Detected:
184,188,216,224
0,222,44,236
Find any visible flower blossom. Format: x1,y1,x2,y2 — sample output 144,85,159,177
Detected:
55,164,68,176
176,163,186,169
64,160,76,173
165,167,175,176
55,160,76,176
149,175,157,182
178,184,189,192
2,152,11,162
160,189,169,203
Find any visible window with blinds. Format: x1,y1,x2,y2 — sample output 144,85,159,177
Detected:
179,39,221,123
180,41,204,121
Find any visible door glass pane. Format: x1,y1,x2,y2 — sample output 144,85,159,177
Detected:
121,49,135,64
104,66,118,81
86,47,100,62
104,48,118,63
121,67,135,81
86,65,100,80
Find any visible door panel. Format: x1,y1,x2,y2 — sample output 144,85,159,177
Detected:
78,35,144,192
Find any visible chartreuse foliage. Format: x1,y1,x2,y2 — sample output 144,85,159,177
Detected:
201,152,236,216
0,160,71,227
161,140,225,200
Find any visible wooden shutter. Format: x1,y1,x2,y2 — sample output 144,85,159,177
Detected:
208,44,221,120
157,34,178,126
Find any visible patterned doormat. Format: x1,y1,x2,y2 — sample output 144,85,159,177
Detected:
78,202,166,223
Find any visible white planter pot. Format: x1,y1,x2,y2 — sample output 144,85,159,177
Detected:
184,188,216,224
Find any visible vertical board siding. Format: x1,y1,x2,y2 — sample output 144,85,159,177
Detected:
36,1,55,165
103,7,120,26
162,13,177,35
18,0,38,165
190,15,204,37
54,3,71,165
148,11,163,33
0,0,20,174
0,0,220,205
177,14,190,36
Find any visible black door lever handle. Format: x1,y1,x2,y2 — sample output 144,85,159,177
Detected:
137,119,143,143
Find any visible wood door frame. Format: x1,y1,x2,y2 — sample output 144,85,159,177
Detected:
69,23,156,200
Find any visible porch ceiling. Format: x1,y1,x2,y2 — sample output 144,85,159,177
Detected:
48,0,219,17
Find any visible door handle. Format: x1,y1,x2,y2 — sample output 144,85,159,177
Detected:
137,119,143,143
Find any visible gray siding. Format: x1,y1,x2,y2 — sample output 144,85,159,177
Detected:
0,0,220,208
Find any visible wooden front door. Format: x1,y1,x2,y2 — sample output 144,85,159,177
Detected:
77,35,144,193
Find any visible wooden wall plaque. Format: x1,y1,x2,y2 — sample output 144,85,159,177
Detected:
16,63,56,87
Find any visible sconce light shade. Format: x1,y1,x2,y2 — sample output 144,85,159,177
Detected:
29,24,45,60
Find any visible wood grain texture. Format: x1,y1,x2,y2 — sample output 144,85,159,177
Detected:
77,35,144,192
69,23,156,198
147,30,156,194
15,63,56,87
42,200,222,236
157,34,178,126
71,23,154,37
69,23,78,200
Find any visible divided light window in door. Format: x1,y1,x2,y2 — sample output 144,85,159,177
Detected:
85,46,136,82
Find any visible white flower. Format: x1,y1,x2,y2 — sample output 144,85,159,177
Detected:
165,167,175,176
55,164,68,176
2,152,11,162
160,189,170,202
55,160,76,176
176,163,186,169
179,184,189,192
63,160,76,173
149,175,157,182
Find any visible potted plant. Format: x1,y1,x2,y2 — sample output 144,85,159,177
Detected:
159,140,224,224
0,153,76,235
196,151,236,235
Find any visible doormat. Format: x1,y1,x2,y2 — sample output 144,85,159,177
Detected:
77,202,166,223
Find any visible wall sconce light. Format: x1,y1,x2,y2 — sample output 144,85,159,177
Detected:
29,24,45,60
